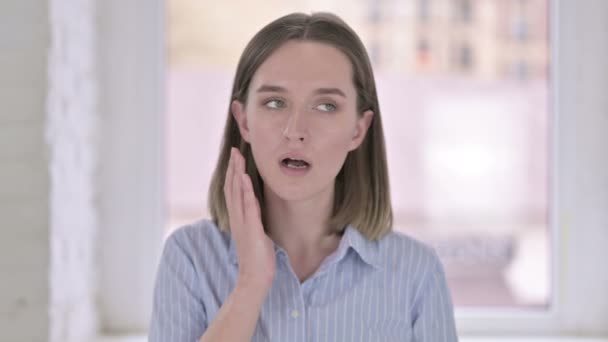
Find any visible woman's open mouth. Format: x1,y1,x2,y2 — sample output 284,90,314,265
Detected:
280,158,311,176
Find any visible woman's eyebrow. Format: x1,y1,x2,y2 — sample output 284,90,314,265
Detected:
255,84,346,98
314,88,346,98
256,84,287,93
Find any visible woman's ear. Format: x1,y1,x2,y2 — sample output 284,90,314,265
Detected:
349,110,374,151
231,100,251,143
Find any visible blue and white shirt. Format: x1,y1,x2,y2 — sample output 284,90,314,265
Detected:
149,219,458,341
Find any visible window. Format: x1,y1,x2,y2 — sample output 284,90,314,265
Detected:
416,39,431,68
98,0,608,336
458,43,473,70
456,0,473,23
418,0,431,22
166,0,550,309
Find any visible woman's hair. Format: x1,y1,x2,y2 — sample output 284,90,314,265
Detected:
207,12,393,240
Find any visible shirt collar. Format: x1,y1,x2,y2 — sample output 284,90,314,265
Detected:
228,224,381,269
330,224,382,269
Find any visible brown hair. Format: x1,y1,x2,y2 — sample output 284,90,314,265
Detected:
207,12,392,240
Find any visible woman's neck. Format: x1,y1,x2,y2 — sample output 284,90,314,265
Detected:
263,184,340,262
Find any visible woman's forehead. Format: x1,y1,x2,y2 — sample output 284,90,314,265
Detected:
250,40,354,94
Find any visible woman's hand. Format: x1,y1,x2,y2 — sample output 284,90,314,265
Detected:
224,147,276,290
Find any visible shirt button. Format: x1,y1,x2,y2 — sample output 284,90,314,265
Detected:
291,309,300,319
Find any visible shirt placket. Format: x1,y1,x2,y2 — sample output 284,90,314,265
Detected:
276,250,308,342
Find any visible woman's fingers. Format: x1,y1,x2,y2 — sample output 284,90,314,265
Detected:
241,173,260,223
228,148,263,237
255,195,262,221
223,148,235,210
232,149,245,226
223,148,276,287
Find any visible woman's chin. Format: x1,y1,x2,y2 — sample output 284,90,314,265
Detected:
260,170,333,203
271,187,314,202
263,181,317,203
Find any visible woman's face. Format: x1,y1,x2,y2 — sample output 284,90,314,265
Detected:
232,40,373,202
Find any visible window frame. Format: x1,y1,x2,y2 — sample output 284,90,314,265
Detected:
456,0,608,335
98,0,608,336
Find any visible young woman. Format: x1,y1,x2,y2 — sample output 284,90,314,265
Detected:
150,12,458,342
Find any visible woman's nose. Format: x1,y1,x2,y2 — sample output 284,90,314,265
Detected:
282,110,308,142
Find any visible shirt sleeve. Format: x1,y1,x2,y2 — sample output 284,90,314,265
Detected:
411,250,459,341
149,229,208,342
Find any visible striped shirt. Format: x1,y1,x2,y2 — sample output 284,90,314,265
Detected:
149,219,458,341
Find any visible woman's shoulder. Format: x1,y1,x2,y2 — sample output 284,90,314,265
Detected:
376,229,442,272
164,218,231,260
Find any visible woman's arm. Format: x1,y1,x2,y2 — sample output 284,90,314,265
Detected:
148,230,208,342
149,148,275,341
412,250,459,341
198,276,269,342
200,148,276,341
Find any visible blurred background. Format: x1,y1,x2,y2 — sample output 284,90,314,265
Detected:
1,0,607,341
166,0,551,309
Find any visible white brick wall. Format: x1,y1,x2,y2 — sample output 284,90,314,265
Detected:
1,0,99,341
47,0,99,341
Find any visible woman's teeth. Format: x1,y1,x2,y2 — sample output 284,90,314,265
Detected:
284,159,309,168
287,163,307,169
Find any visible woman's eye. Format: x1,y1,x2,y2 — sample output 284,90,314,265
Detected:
264,99,285,109
316,103,337,112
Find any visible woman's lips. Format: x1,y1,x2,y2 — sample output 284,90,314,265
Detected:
278,152,311,166
279,159,311,176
